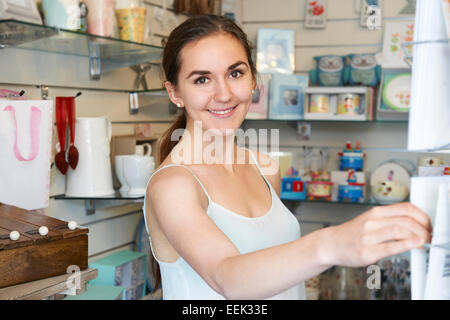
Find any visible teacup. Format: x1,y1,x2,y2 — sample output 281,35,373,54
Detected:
123,155,155,196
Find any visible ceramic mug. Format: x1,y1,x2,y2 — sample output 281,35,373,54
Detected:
309,94,329,113
123,155,155,196
42,0,81,30
337,94,360,115
84,0,116,37
115,0,147,43
135,143,152,156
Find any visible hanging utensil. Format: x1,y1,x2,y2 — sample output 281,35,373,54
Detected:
55,97,69,174
68,92,81,170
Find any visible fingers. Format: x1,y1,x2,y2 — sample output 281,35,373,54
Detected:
371,238,424,262
368,202,432,233
362,225,417,246
362,216,431,245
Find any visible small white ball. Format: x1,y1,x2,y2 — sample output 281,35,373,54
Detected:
9,231,20,241
68,221,77,230
39,226,49,236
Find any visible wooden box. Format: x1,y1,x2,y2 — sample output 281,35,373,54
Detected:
0,204,89,289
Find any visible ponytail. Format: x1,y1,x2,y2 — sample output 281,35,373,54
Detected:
159,111,187,164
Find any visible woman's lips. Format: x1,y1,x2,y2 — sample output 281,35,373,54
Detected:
207,105,238,118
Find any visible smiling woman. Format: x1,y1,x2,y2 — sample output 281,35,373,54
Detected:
143,14,431,301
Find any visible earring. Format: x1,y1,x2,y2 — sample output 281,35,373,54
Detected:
176,103,181,108
251,89,255,95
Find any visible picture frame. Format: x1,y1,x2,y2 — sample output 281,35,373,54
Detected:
268,74,308,120
0,0,43,25
379,20,415,68
304,0,328,29
256,28,295,74
360,0,383,30
246,74,271,120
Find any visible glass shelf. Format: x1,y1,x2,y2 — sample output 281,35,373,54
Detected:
0,19,163,80
282,198,407,206
243,119,408,124
52,192,144,215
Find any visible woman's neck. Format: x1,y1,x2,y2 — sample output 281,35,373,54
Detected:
169,121,248,171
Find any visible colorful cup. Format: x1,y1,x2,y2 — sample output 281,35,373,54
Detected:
337,94,360,115
42,0,81,30
115,7,147,43
309,94,330,113
84,0,116,37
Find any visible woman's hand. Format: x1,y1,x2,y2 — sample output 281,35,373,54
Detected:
322,202,432,267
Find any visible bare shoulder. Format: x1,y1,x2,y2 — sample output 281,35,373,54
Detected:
146,165,208,215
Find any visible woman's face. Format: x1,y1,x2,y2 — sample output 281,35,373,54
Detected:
168,32,255,136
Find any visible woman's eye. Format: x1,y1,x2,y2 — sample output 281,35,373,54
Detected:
194,77,209,84
230,70,243,78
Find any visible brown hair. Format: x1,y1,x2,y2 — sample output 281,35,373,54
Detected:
151,14,256,294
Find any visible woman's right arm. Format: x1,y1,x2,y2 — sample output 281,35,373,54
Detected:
147,168,431,299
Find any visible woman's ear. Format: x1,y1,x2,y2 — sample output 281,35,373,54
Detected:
165,81,184,107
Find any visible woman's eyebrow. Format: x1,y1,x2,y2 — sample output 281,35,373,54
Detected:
186,61,248,79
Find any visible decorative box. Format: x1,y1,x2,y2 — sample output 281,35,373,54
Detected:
306,171,333,201
331,170,370,202
64,284,124,300
0,204,89,288
89,250,147,300
418,166,449,177
281,176,307,200
376,68,411,121
268,74,308,120
337,141,366,171
304,86,373,121
336,170,366,203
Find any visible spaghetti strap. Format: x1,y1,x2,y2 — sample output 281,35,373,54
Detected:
148,164,212,205
247,148,272,191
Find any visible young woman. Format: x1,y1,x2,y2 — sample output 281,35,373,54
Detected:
144,14,431,300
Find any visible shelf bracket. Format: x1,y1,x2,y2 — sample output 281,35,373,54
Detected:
131,63,153,90
85,200,96,215
88,41,101,80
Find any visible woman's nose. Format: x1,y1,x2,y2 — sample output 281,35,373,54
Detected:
214,80,232,103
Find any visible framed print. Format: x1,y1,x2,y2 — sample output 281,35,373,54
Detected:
269,74,308,120
257,28,295,74
246,74,271,120
0,0,43,24
360,0,383,30
305,0,328,29
379,20,415,68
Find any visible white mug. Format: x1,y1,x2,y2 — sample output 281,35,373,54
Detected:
135,143,152,156
123,155,155,196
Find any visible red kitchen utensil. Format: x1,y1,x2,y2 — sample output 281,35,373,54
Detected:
55,97,69,174
67,92,81,170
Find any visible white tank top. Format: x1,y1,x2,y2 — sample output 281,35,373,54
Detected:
143,149,306,300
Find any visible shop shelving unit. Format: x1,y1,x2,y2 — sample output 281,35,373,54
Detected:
0,19,163,80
